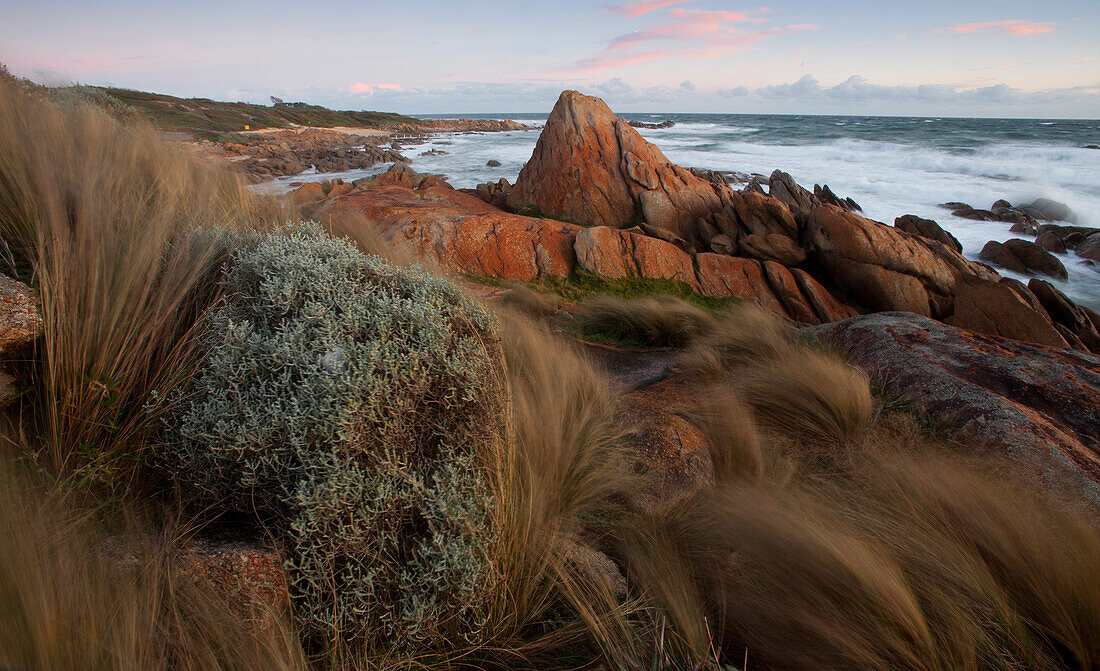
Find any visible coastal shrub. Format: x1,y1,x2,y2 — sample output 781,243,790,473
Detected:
162,225,503,647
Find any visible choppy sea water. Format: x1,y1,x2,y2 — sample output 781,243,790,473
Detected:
264,113,1100,309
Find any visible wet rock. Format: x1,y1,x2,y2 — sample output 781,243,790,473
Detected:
895,214,962,253
947,203,999,222
989,200,1038,227
979,239,1068,280
1021,198,1077,224
1035,228,1067,254
627,119,675,129
811,312,1100,514
1075,232,1100,262
486,159,502,167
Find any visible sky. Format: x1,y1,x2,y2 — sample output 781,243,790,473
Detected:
2,0,1098,117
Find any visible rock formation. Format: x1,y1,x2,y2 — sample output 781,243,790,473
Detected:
979,238,1068,280
315,185,581,281
811,312,1100,513
508,90,725,240
0,274,42,406
805,205,998,317
894,214,962,253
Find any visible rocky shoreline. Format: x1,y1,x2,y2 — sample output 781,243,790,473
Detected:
189,117,532,182
283,90,1100,517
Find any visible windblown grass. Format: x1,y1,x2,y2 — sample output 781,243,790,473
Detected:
0,462,306,671
0,76,281,487
622,306,1100,671
487,314,642,668
572,295,715,348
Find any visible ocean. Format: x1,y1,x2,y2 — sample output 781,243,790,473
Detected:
261,113,1100,309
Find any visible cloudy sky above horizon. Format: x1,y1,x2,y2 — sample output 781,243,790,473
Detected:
2,0,1098,117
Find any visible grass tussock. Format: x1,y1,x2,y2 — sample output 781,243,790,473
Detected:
739,349,872,445
0,75,285,486
489,313,642,667
0,464,306,671
498,284,561,320
573,295,715,348
618,304,1099,670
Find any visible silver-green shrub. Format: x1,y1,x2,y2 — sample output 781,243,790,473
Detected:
162,224,502,646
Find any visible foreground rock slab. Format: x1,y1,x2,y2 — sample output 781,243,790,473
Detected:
812,312,1100,513
316,186,582,281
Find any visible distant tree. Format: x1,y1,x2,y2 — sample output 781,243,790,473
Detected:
270,96,285,106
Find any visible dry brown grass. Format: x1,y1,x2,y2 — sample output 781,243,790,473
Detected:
739,349,872,446
574,295,715,348
498,284,561,320
0,462,307,671
487,313,643,668
621,306,1100,671
0,76,283,486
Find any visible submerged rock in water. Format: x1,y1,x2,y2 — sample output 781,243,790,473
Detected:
979,239,1068,280
627,119,675,129
1021,197,1077,224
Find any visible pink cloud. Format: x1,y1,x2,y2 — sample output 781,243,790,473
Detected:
566,7,800,74
347,82,404,94
606,0,696,18
938,20,1055,36
667,9,764,23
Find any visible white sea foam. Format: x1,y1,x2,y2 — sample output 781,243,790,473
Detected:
269,117,1100,309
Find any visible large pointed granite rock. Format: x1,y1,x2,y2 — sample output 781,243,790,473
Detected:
508,90,723,238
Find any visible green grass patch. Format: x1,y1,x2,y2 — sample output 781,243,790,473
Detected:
470,272,740,348
513,204,582,226
470,272,736,313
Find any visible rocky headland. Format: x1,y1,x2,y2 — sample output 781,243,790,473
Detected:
285,89,1100,517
